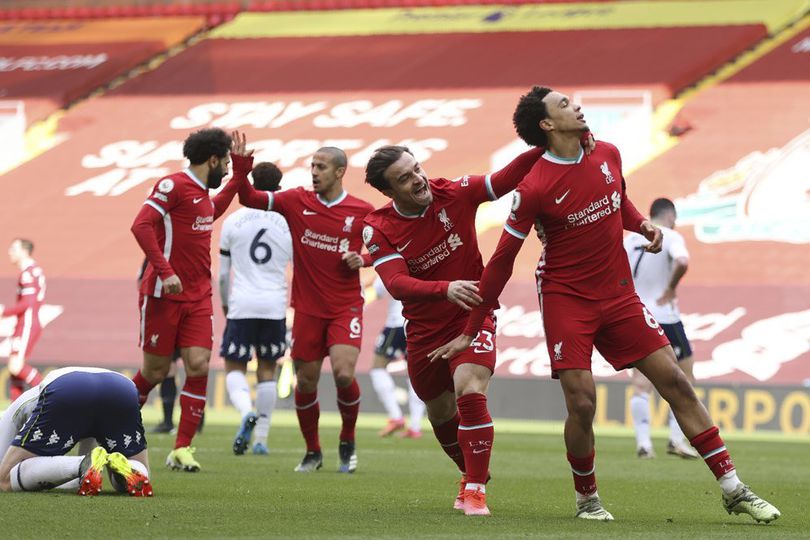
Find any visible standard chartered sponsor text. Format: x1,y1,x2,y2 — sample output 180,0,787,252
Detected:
301,229,345,252
408,240,451,272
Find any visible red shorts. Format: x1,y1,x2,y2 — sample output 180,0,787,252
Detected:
407,316,497,402
138,294,213,356
10,311,42,359
541,292,670,378
290,311,363,361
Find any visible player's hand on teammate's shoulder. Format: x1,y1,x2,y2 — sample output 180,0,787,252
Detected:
341,251,364,270
230,130,254,158
428,334,474,363
446,280,482,311
639,221,663,253
162,275,183,295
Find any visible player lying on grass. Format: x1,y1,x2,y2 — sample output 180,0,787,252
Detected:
0,367,152,496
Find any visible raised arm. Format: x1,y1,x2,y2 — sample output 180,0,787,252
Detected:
486,146,544,199
212,154,251,220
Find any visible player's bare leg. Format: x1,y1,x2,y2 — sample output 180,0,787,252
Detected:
635,346,780,523
252,358,278,454
294,357,324,472
559,369,613,521
423,391,466,510
666,355,699,458
630,368,655,458
453,363,493,516
165,346,209,472
331,344,361,473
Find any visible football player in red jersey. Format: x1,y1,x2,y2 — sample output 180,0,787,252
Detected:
237,137,373,474
432,86,780,524
0,238,45,399
130,128,251,473
360,141,570,516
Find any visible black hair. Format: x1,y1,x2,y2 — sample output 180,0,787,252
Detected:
650,198,676,218
182,128,232,165
365,145,412,193
316,146,347,169
513,85,553,147
251,162,283,192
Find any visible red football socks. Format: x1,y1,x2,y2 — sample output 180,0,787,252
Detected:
132,370,156,408
690,426,736,479
567,449,597,496
175,375,207,449
16,364,42,386
456,393,494,485
336,378,361,442
432,412,466,472
295,388,321,452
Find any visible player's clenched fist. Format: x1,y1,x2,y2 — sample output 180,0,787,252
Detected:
446,280,482,311
162,275,183,295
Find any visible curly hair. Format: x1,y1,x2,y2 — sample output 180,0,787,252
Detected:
182,128,232,165
252,162,283,192
365,145,412,193
512,86,553,148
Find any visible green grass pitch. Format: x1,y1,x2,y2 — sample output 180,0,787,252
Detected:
1,408,807,539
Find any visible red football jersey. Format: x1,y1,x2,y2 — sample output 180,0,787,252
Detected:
363,176,494,354
506,141,637,300
137,170,219,302
268,188,373,319
1,262,45,326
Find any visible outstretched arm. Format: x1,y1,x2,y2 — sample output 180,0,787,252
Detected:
427,230,524,362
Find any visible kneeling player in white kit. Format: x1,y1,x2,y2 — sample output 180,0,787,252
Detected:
624,197,699,459
0,367,152,496
219,162,292,455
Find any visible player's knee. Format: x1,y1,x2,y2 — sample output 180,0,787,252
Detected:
333,373,353,389
569,394,597,421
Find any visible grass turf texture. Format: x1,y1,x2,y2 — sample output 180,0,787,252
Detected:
0,409,806,539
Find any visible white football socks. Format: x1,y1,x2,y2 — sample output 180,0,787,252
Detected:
254,380,277,445
630,393,652,450
10,456,83,492
408,380,425,432
369,368,403,420
226,370,253,418
669,410,686,444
